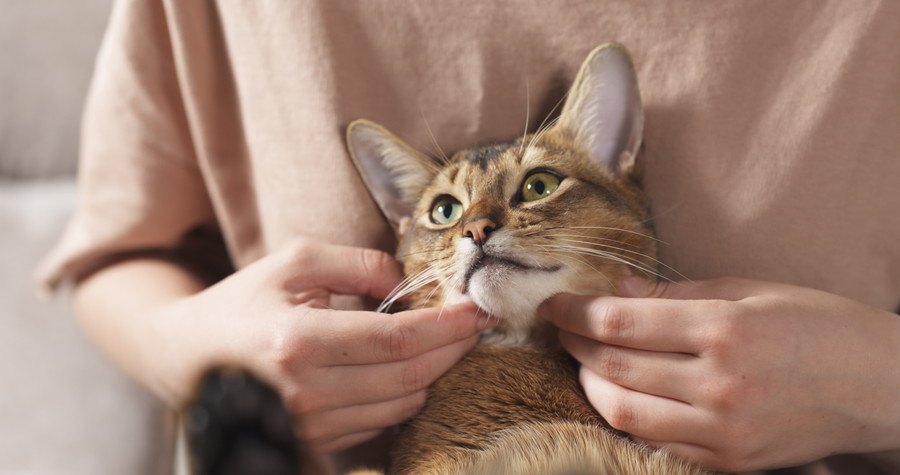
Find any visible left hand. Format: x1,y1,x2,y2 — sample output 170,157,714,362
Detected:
538,277,900,472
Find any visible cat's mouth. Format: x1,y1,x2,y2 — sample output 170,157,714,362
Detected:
461,251,561,294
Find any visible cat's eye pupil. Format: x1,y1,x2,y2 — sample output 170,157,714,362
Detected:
521,172,561,203
430,197,463,225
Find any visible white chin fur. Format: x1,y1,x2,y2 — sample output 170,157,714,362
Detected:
446,236,571,344
467,266,565,328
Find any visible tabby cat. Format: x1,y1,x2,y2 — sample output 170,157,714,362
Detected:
344,44,707,475
184,43,707,475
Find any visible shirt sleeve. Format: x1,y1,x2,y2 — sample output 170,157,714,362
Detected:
36,0,228,292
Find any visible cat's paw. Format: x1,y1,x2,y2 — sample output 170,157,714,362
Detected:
183,367,299,475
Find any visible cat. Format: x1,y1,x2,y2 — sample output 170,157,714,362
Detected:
343,43,708,475
183,43,709,475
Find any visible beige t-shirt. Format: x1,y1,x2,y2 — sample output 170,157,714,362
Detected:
39,1,900,473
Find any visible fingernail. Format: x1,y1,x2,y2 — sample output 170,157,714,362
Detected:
619,276,652,297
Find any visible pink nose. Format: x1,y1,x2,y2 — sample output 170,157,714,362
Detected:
462,218,497,244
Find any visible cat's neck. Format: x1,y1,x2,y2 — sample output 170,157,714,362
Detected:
480,319,559,347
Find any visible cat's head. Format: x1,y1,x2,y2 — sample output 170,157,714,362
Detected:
347,44,656,341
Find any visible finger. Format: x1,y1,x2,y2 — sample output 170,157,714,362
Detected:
580,368,709,446
539,294,710,353
282,240,405,299
310,429,383,454
317,302,491,365
618,276,757,301
560,332,697,403
297,390,425,445
313,336,477,408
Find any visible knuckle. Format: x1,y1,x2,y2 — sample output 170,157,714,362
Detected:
359,248,392,278
264,324,316,375
266,333,297,373
371,322,416,361
702,308,740,353
287,237,315,263
597,348,630,382
295,419,328,443
284,386,314,415
400,391,427,420
704,376,743,410
400,359,430,393
604,399,638,432
593,302,634,341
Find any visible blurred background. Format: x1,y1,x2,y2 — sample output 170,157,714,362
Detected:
1,1,171,473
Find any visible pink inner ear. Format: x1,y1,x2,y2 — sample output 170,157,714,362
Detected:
347,121,438,235
350,126,413,228
558,44,643,174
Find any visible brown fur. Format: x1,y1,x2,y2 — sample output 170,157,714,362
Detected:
346,44,711,475
378,133,706,475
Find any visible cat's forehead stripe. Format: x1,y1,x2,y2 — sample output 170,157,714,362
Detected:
461,141,518,170
446,163,461,184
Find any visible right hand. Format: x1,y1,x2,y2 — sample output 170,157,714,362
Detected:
162,238,490,453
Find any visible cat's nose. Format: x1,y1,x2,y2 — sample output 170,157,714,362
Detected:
462,218,497,245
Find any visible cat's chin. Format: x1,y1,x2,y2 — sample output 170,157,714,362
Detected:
445,267,570,345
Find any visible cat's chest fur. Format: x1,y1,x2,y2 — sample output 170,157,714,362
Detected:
389,341,601,474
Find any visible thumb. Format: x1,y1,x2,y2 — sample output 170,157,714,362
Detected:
618,276,748,301
283,241,405,299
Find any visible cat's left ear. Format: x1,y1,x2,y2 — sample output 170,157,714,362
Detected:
557,43,643,176
346,119,439,235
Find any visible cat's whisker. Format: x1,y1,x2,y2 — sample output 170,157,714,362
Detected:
523,242,617,291
517,79,531,158
525,87,571,153
546,235,690,282
382,274,441,312
559,226,668,245
395,248,453,259
542,232,644,250
536,243,673,283
378,263,453,313
524,116,560,157
434,271,466,322
417,105,451,166
384,264,435,298
536,244,658,283
549,250,616,291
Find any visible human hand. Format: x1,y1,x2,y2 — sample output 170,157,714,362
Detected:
162,239,492,453
539,277,900,472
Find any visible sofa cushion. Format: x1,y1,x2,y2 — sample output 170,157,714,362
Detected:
0,0,112,178
0,179,170,475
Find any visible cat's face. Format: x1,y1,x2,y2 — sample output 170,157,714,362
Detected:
396,131,655,336
347,44,656,340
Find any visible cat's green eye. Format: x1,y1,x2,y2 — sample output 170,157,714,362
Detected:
521,172,561,202
430,196,463,225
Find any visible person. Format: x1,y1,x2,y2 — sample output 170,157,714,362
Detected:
39,1,900,474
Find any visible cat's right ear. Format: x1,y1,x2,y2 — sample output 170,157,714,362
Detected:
346,120,439,235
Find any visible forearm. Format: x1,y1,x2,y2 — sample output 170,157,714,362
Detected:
865,306,900,453
73,258,210,405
